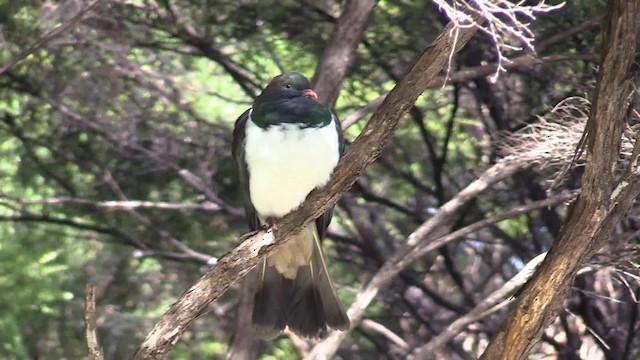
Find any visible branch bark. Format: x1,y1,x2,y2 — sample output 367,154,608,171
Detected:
134,13,482,359
85,284,104,360
480,1,640,358
311,0,377,106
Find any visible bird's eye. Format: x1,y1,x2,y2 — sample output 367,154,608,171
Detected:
285,83,292,88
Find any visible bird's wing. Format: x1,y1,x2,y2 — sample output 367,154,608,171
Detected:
315,111,344,240
232,109,261,230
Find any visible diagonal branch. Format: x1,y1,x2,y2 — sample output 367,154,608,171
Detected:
0,0,102,75
134,12,482,359
411,251,549,359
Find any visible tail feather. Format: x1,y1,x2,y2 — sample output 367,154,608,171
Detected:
252,261,288,339
309,228,350,330
252,222,349,338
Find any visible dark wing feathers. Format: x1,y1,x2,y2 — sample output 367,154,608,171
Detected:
232,109,260,230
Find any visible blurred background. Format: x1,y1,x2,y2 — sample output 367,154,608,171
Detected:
1,0,638,359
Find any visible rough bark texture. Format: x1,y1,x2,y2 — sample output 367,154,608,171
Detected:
225,273,261,360
84,284,104,360
480,1,640,359
311,0,377,106
134,14,481,360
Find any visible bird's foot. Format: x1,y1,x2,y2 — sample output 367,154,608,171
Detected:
264,217,279,230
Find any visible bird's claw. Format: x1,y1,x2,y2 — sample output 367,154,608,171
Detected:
264,217,279,230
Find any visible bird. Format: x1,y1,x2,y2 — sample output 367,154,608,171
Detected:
232,72,350,339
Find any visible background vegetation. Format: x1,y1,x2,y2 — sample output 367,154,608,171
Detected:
0,0,638,359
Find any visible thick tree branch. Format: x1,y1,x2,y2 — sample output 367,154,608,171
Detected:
480,1,640,358
311,0,377,106
134,14,482,359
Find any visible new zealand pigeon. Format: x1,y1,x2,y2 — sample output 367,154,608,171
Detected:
232,72,350,338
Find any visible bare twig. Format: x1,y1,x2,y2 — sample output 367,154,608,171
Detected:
85,284,104,360
17,197,222,212
432,0,565,80
410,252,549,359
362,319,410,351
103,172,214,264
0,0,102,76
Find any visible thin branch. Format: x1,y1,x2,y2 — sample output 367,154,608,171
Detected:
85,284,104,360
361,319,410,352
0,214,146,248
410,252,549,359
134,12,482,359
18,197,222,212
37,94,243,217
0,0,102,75
342,94,386,130
535,13,605,54
103,172,214,264
307,187,576,359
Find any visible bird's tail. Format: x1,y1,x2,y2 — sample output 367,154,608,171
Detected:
252,222,350,339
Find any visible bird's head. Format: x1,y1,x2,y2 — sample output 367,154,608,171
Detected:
255,72,318,105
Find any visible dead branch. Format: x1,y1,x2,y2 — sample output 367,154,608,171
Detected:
433,0,564,79
410,252,549,359
133,11,482,360
18,197,222,212
480,1,640,358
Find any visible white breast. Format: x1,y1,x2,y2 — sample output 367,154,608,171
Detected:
244,112,340,218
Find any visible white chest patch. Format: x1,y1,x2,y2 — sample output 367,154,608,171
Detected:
244,112,340,218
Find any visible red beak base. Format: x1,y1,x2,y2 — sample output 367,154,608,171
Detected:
302,88,318,100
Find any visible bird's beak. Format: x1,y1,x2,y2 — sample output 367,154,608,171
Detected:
302,89,318,100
